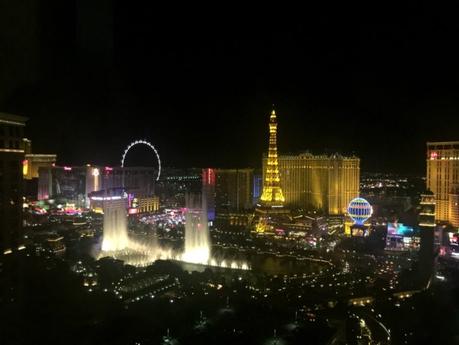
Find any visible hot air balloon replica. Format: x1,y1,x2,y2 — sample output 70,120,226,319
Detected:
345,197,373,236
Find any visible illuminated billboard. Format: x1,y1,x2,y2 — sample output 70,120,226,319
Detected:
448,232,459,246
387,222,414,237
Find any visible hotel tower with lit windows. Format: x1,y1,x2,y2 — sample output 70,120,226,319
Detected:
0,113,27,255
418,191,436,279
263,153,360,215
427,141,459,227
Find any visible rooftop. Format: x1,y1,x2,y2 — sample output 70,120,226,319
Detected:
427,141,459,147
0,112,28,125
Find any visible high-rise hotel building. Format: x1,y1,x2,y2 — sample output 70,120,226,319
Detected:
215,169,254,213
262,153,360,215
418,191,436,280
426,141,459,227
206,168,254,228
0,113,27,255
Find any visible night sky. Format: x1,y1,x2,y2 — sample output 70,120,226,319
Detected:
1,2,459,173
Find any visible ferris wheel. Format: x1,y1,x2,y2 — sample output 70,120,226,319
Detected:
121,140,161,181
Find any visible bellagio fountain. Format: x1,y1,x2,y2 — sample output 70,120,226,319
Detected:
181,194,211,264
96,189,173,266
97,190,249,270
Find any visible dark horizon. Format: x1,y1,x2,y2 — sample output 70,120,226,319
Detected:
1,2,459,174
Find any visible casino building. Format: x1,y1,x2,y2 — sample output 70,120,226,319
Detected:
263,152,360,215
427,141,459,227
38,165,157,209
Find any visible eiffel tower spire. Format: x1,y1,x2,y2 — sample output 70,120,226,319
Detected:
260,108,285,206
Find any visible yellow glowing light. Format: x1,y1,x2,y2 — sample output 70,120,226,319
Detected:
22,159,28,176
259,109,285,206
0,148,24,153
92,168,100,191
181,247,210,265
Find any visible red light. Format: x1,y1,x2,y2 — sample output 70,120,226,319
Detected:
430,152,438,159
105,166,113,171
64,166,72,171
202,168,215,186
128,208,138,214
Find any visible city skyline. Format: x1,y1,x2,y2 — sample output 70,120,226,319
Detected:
3,4,459,344
9,106,458,175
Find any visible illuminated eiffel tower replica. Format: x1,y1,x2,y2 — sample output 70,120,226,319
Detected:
253,108,291,234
